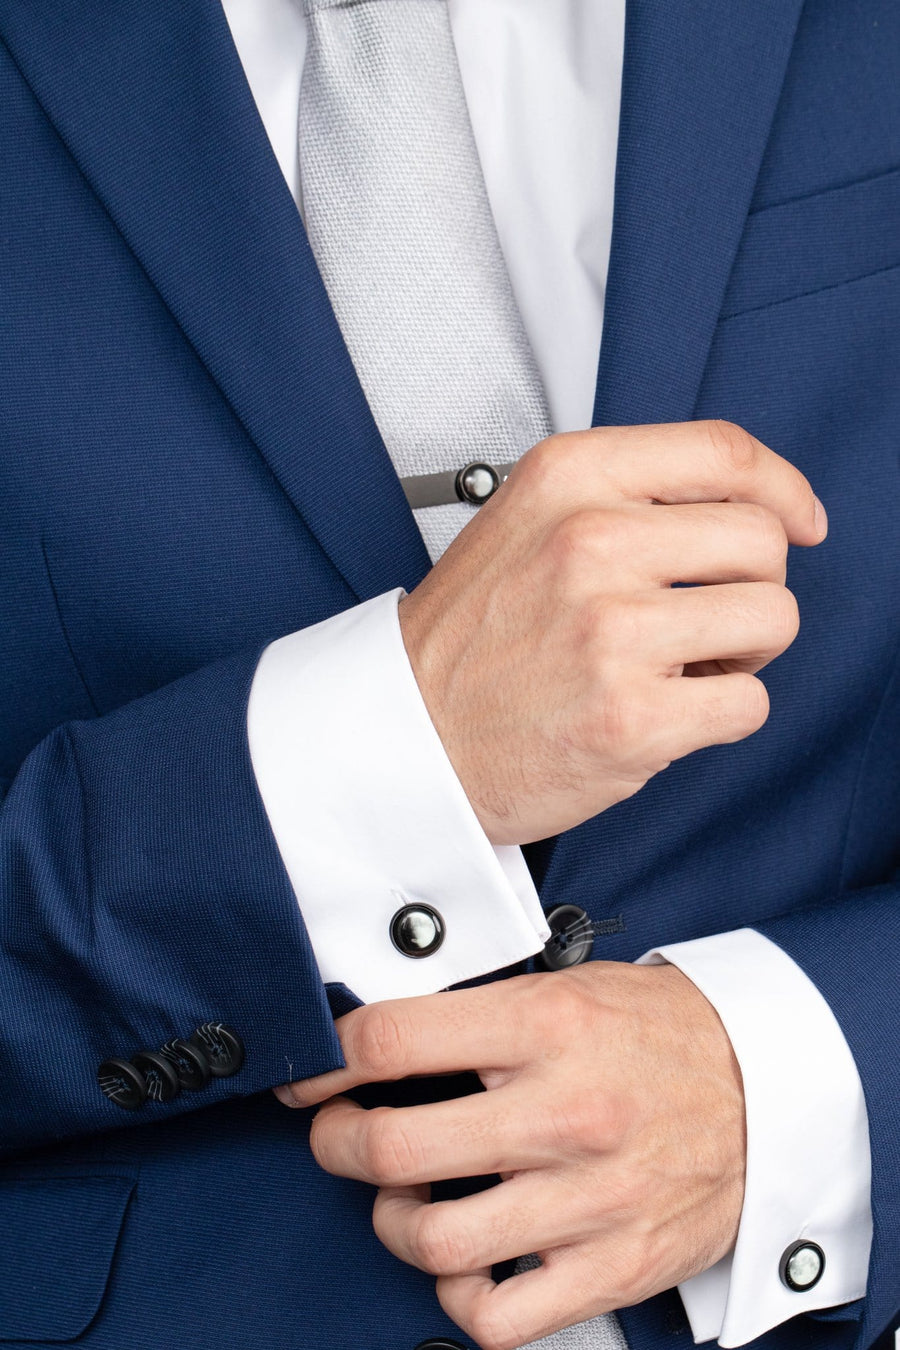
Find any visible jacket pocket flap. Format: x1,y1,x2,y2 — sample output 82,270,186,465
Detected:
722,165,900,317
0,1174,135,1343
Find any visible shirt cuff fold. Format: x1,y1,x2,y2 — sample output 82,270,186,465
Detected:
247,590,549,1003
640,928,872,1347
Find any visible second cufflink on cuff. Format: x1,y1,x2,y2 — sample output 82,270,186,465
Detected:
779,1241,825,1291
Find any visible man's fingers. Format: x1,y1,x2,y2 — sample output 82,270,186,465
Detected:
643,580,800,669
309,1082,602,1185
530,421,825,547
620,501,789,586
284,985,528,1106
373,1171,602,1275
437,1248,613,1350
624,669,770,768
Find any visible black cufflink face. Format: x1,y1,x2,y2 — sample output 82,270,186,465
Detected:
779,1240,825,1291
390,903,445,958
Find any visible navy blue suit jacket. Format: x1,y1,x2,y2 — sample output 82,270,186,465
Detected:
0,1,897,1346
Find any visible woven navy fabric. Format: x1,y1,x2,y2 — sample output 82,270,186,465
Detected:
0,0,897,1347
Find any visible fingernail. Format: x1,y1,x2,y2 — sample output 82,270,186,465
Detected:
273,1084,298,1108
813,495,828,540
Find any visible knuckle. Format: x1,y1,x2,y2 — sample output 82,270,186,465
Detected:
586,593,642,655
467,1301,522,1350
362,1110,423,1185
348,1005,408,1078
549,509,604,571
307,1112,334,1171
532,974,589,1033
759,582,800,645
520,432,570,492
743,503,788,568
705,419,759,476
593,1091,632,1150
732,673,770,734
412,1207,475,1276
595,684,646,756
547,1093,605,1153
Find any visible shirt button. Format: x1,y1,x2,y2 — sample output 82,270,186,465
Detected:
537,904,595,970
455,461,500,504
390,903,445,958
779,1241,825,1291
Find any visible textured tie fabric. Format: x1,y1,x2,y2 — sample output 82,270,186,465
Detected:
298,0,552,562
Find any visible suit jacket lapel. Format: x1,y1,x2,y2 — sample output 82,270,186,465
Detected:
593,0,806,429
533,0,807,902
0,0,430,602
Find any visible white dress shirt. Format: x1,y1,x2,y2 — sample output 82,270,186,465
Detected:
222,0,872,1343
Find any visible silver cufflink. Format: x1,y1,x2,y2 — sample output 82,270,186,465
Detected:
779,1240,825,1291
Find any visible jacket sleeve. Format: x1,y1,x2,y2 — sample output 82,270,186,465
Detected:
0,647,344,1155
754,882,900,1350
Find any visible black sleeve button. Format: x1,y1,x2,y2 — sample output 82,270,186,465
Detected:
97,1057,148,1111
537,904,595,970
131,1050,180,1103
779,1240,825,1291
189,1023,245,1077
160,1037,212,1091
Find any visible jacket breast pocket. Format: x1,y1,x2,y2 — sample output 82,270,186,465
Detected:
0,1171,136,1343
721,164,900,318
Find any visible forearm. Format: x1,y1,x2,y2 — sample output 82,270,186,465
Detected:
0,646,342,1152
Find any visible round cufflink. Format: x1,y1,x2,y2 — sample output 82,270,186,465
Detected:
389,903,445,958
98,1057,148,1111
159,1037,212,1091
455,461,500,505
536,904,595,971
189,1023,245,1077
131,1049,181,1103
779,1240,825,1291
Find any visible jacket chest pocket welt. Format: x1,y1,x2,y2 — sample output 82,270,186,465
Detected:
721,163,900,319
0,1171,136,1343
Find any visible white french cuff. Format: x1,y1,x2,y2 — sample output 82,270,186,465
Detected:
639,928,872,1347
247,589,550,1003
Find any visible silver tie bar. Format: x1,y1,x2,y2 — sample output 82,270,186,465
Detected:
400,460,516,510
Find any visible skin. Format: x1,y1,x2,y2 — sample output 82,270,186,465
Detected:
276,421,827,1348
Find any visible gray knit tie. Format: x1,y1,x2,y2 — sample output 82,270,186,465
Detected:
298,0,552,563
299,3,627,1345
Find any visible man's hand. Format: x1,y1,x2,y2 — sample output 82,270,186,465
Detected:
399,420,826,844
276,964,746,1350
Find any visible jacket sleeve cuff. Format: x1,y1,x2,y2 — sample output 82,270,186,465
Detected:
247,590,549,1003
639,928,872,1347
